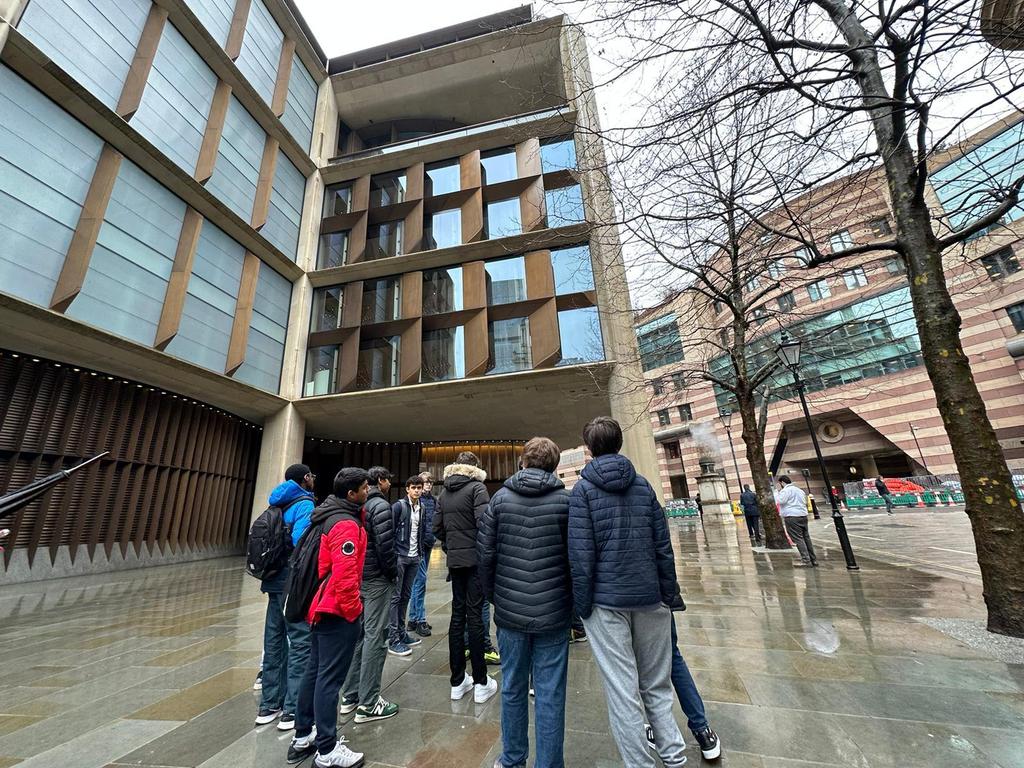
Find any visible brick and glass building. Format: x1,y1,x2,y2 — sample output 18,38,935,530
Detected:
0,2,655,581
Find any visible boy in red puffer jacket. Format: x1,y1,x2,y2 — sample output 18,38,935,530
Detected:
289,468,369,768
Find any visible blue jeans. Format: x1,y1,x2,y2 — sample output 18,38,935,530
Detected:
670,620,708,733
408,546,432,623
260,590,311,714
497,627,568,768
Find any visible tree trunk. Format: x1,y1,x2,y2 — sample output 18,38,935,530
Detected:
899,211,1024,637
738,392,789,549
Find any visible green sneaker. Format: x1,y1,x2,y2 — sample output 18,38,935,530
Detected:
354,697,399,723
484,648,501,665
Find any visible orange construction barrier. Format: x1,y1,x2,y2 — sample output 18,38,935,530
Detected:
915,493,925,508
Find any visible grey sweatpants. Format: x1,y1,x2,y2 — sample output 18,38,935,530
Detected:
343,575,395,707
583,605,687,768
784,515,817,564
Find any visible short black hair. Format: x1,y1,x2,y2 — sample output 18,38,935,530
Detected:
456,451,480,466
743,484,751,491
334,467,369,497
777,475,792,485
406,475,424,488
583,416,623,457
368,466,393,486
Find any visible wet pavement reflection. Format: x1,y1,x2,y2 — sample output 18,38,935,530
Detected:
1,513,1022,767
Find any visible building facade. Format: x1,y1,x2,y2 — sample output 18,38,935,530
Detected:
0,2,655,581
636,119,1024,501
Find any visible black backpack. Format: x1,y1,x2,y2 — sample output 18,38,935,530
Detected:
245,497,305,581
283,516,327,623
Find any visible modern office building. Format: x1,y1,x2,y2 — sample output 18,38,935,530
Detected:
0,1,655,581
636,117,1024,501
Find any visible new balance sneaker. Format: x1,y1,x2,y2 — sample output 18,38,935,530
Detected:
483,648,500,665
693,726,721,760
252,670,263,690
388,641,412,657
569,627,588,643
645,723,655,750
254,707,281,726
314,741,364,767
451,674,474,700
277,712,296,731
354,697,399,723
474,675,498,703
286,727,317,764
401,632,422,647
339,695,359,715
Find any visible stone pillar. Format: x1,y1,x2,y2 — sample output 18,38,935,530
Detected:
0,0,27,23
860,454,879,479
252,403,306,521
698,472,733,523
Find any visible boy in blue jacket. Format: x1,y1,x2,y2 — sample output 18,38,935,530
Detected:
255,463,315,731
568,418,687,768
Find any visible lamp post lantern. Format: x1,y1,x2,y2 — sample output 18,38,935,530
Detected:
718,408,744,502
775,334,859,570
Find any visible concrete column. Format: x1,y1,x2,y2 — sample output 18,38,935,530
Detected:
252,403,306,520
861,454,879,478
698,472,733,524
0,0,27,24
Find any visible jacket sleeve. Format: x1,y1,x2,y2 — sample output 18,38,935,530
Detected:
472,483,490,523
568,484,596,619
375,499,398,580
325,519,364,622
433,493,446,551
477,493,499,603
650,483,681,606
422,497,436,548
288,498,315,547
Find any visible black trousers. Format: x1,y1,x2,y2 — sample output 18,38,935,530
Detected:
448,565,487,686
296,613,361,755
744,514,762,540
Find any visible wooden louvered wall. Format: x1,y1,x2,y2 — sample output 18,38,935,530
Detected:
0,349,262,574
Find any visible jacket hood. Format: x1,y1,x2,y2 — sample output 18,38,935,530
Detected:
504,467,564,497
443,463,487,490
269,480,314,508
581,454,637,493
311,494,363,525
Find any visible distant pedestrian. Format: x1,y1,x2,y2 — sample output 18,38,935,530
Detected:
406,472,437,637
288,468,369,768
739,484,762,545
340,467,399,723
568,417,688,768
388,476,428,656
479,436,572,768
433,451,497,703
875,476,894,515
255,464,315,731
777,475,817,567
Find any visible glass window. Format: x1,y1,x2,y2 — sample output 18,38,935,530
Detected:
767,260,785,279
361,277,402,324
357,335,400,389
541,135,578,173
323,184,352,216
311,286,343,331
885,257,906,275
678,404,693,422
807,279,831,302
366,220,403,260
637,314,684,371
369,171,407,207
745,275,760,293
481,146,517,184
671,372,686,390
421,326,466,382
778,291,796,312
653,378,665,395
829,229,854,251
869,217,892,235
318,231,349,269
719,328,731,348
425,159,460,196
843,267,869,289
753,306,768,325
486,256,527,305
423,267,464,314
793,246,812,264
657,410,670,426
665,441,681,459
551,244,595,294
713,300,723,314
488,317,532,374
1006,301,1024,333
558,307,604,365
304,345,339,396
485,198,522,239
981,246,1021,280
545,185,585,227
427,208,462,250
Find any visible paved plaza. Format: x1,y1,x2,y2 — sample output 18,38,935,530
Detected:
1,511,1023,768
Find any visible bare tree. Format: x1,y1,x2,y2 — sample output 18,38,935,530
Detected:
554,0,1024,636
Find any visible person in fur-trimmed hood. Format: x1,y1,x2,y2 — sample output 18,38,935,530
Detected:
433,452,497,703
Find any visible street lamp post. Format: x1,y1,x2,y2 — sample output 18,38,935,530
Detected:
718,408,744,502
776,334,860,570
908,422,930,473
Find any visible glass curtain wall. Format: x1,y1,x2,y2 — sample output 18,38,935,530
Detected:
357,336,401,388
423,267,463,314
422,326,466,381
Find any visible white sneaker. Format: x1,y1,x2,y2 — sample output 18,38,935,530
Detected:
286,726,317,765
474,676,498,703
450,674,474,700
314,740,364,767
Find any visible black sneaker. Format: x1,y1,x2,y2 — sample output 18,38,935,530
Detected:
286,727,317,764
413,621,432,638
693,726,721,760
254,707,281,726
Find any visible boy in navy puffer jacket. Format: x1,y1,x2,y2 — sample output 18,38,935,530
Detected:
568,417,688,768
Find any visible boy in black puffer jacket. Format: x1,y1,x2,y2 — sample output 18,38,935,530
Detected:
479,436,572,768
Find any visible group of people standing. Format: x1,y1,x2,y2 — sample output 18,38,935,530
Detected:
252,416,722,768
